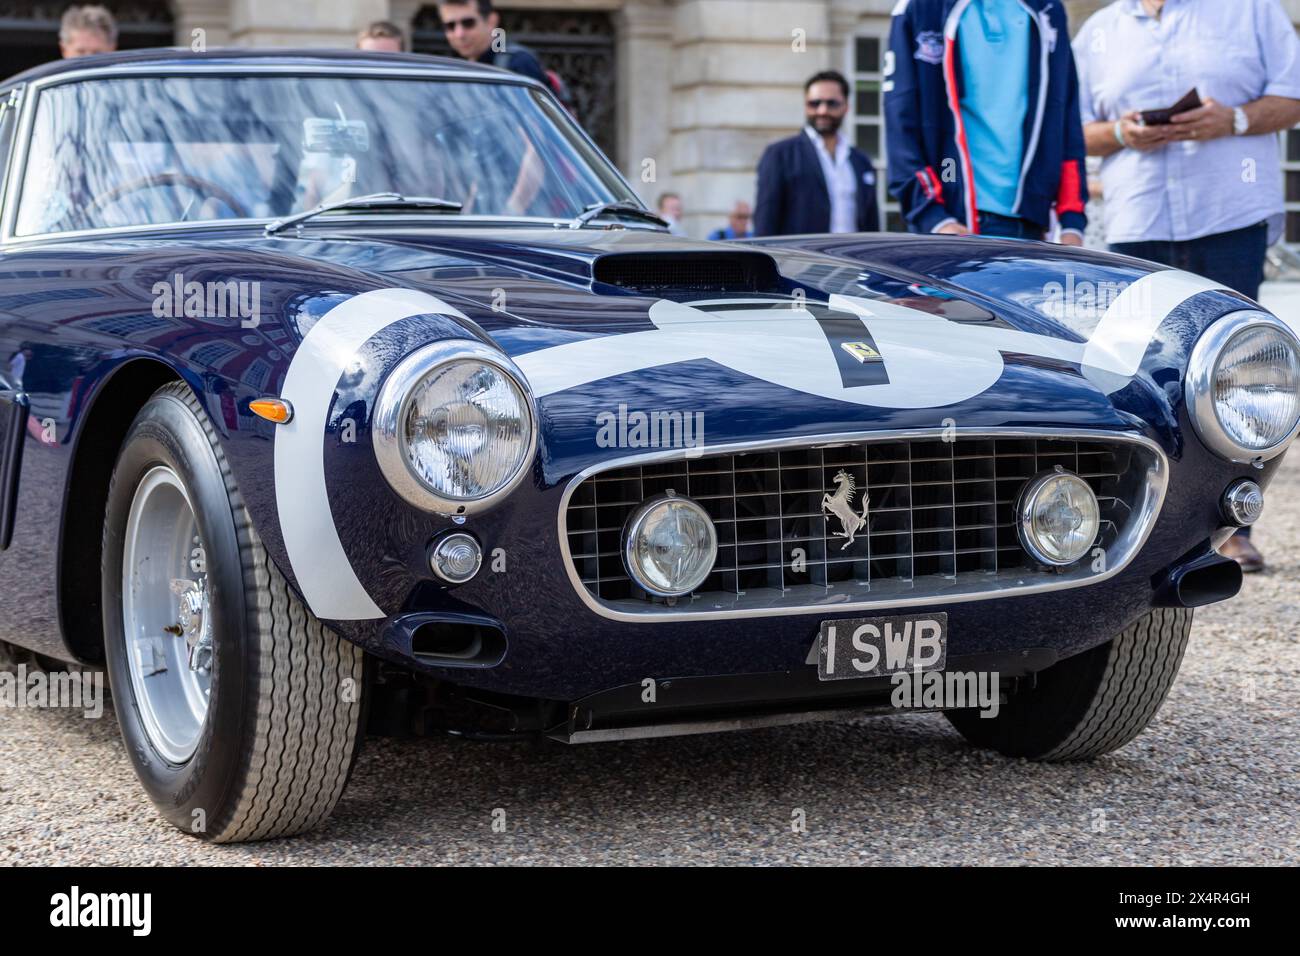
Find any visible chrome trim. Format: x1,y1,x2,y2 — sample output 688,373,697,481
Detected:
557,428,1169,623
1015,468,1101,567
1184,310,1300,464
554,702,905,744
2,63,639,245
0,215,596,247
0,86,22,229
0,83,28,243
20,62,531,90
621,492,719,598
372,340,538,517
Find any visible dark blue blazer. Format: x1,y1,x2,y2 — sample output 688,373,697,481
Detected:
753,131,880,237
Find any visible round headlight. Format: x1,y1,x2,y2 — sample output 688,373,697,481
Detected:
622,492,717,598
1017,469,1100,567
1186,311,1300,463
373,341,536,514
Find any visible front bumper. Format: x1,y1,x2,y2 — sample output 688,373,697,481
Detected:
326,419,1268,703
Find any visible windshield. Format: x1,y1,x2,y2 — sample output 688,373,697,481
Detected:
14,74,637,236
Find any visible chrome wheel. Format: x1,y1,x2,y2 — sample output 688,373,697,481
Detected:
121,465,213,763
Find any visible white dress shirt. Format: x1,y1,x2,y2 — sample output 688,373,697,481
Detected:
804,126,858,233
1073,0,1300,244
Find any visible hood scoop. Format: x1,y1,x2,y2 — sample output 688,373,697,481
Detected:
591,251,781,294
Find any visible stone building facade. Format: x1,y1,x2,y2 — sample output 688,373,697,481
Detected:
3,0,1300,238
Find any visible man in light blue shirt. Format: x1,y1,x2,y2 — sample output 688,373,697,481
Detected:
885,0,1087,243
958,0,1031,225
1074,0,1300,572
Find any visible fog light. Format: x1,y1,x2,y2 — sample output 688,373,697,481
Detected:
1221,480,1264,527
622,492,717,598
1017,468,1101,566
430,532,482,584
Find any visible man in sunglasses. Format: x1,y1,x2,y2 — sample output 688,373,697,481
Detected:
884,0,1087,243
436,0,549,87
754,71,881,236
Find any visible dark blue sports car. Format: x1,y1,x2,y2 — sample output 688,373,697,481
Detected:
1,49,1296,842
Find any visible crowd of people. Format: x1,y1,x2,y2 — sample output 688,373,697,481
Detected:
46,0,1300,571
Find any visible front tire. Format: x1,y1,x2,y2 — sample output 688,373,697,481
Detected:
102,383,364,842
946,608,1193,760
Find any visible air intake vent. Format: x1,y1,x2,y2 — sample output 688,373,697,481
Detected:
592,252,780,294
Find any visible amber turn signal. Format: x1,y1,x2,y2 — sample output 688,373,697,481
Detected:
249,397,293,424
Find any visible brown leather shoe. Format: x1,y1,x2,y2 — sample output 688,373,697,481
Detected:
1219,534,1265,573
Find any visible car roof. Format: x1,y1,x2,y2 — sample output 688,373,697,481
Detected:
2,47,524,88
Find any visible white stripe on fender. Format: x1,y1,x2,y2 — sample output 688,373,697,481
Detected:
275,288,468,621
511,269,1228,406
1082,269,1225,379
271,271,1227,619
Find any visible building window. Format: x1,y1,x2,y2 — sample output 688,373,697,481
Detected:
1284,127,1300,245
850,31,903,232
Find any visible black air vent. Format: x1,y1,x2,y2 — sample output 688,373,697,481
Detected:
592,252,781,294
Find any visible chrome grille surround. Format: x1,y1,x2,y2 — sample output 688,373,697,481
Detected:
558,429,1168,622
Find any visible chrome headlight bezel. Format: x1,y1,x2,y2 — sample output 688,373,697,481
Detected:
372,339,538,516
621,492,718,598
1016,468,1101,567
1184,310,1300,464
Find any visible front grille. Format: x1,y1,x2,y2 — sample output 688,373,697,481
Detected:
564,437,1139,612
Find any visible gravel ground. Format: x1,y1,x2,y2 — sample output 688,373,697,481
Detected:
1,466,1296,866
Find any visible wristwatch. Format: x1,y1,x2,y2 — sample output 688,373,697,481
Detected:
1233,106,1250,136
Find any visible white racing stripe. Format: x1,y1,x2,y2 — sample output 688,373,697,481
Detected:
273,270,1229,621
514,269,1229,408
1082,269,1225,377
275,288,467,621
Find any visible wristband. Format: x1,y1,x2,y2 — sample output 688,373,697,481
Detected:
1233,106,1249,136
1114,119,1128,148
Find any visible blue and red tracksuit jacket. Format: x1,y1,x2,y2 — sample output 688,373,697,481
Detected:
885,0,1088,236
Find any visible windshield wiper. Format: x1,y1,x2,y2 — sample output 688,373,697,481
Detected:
265,192,463,235
569,200,669,230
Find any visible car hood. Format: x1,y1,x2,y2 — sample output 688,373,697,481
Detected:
129,226,1252,475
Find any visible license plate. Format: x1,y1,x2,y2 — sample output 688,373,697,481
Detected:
816,612,947,681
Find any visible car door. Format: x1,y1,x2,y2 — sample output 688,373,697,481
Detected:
0,86,28,549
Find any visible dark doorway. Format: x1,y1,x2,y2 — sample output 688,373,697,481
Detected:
412,6,617,161
0,1,174,82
